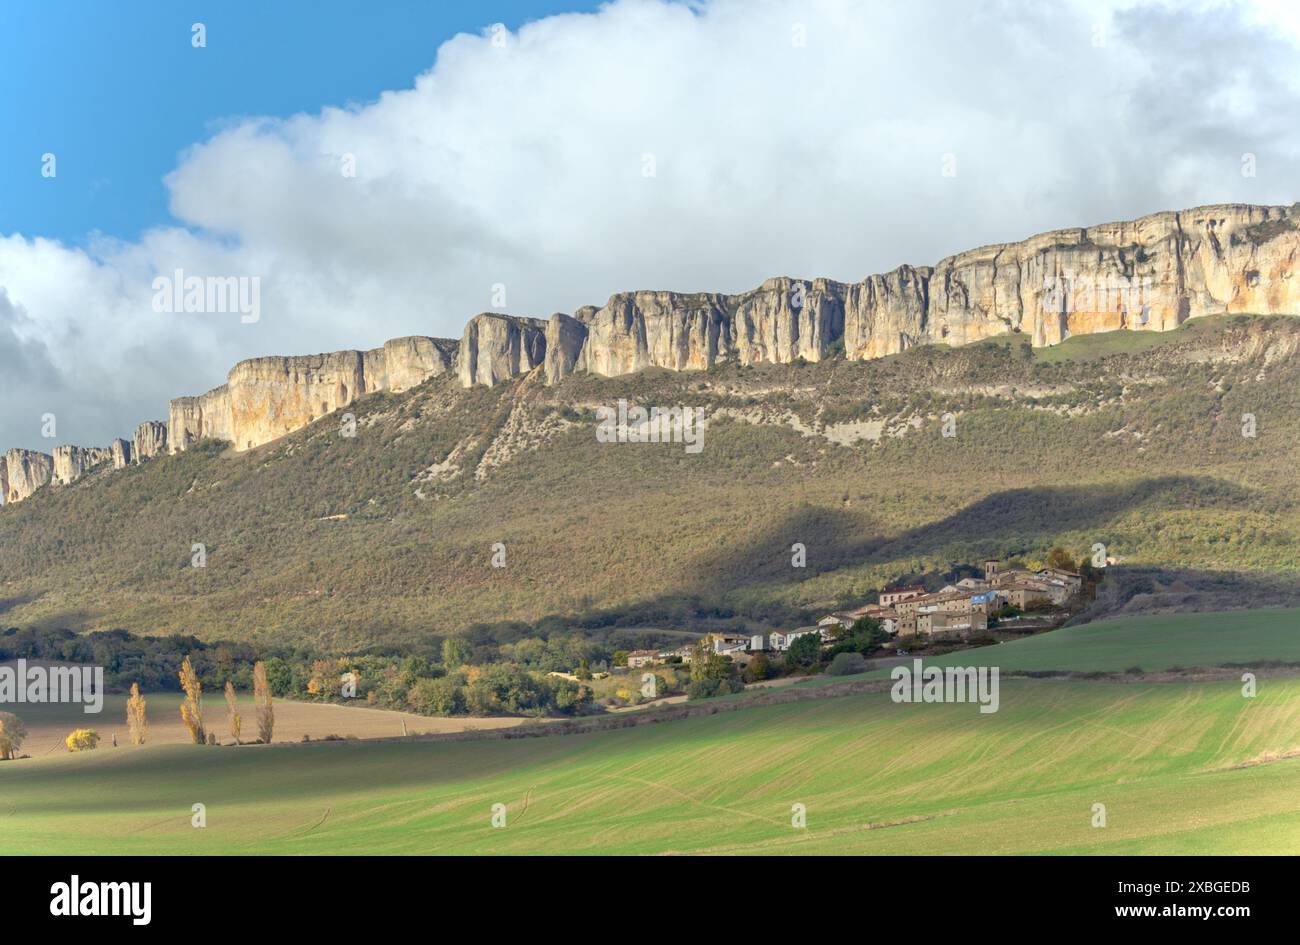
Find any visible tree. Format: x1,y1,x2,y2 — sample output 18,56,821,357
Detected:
408,676,465,715
690,638,732,682
307,658,340,696
224,680,242,745
442,637,471,669
827,617,889,657
262,656,294,697
178,656,205,745
126,683,147,746
253,660,275,744
1045,547,1077,572
65,729,100,752
743,652,773,683
785,632,823,668
0,711,28,761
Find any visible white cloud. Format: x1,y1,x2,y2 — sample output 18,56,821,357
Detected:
2,0,1299,450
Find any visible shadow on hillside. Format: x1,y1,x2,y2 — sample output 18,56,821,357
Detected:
672,474,1256,595
1072,565,1300,624
0,591,44,617
525,475,1267,635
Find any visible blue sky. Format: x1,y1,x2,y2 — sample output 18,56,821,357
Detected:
0,0,601,245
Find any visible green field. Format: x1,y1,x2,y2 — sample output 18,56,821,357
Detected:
966,608,1300,672
4,681,1299,854
5,609,1300,855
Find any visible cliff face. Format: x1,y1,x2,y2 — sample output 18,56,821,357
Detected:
52,445,113,485
918,205,1300,350
3,202,1298,506
561,204,1298,375
543,312,589,384
457,313,547,387
132,421,168,463
170,335,455,454
111,438,132,469
4,449,54,504
168,386,232,453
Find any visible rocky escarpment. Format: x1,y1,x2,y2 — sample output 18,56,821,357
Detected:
457,313,547,388
132,421,168,463
170,335,455,453
2,202,1298,505
3,449,54,504
543,312,589,384
491,203,1299,383
52,445,113,485
557,204,1300,376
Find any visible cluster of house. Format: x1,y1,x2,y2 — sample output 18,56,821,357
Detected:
624,559,1084,668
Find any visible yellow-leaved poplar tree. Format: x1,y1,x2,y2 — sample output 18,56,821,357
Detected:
253,660,274,744
225,680,241,745
126,682,148,745
178,656,205,745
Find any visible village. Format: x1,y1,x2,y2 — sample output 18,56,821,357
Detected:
623,558,1087,672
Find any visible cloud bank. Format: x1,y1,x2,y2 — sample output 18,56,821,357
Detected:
2,0,1299,451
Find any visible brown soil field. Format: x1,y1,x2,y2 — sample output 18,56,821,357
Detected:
5,691,534,757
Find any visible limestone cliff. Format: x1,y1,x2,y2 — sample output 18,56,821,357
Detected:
168,385,232,453
543,312,589,384
132,421,168,463
562,203,1298,376
52,445,113,485
111,438,132,469
456,313,546,387
4,449,54,504
170,335,455,454
2,201,1298,506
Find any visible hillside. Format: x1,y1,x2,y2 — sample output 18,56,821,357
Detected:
3,314,1300,648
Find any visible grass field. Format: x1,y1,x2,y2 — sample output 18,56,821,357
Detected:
5,608,1300,855
961,608,1300,673
3,677,1299,854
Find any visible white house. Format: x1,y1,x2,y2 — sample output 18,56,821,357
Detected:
770,627,821,651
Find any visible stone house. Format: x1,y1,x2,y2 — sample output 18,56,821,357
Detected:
627,649,661,668
879,585,927,607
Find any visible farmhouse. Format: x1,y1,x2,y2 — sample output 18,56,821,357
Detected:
919,611,989,638
770,627,821,651
879,584,927,607
818,612,859,630
626,649,661,668
818,605,900,635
